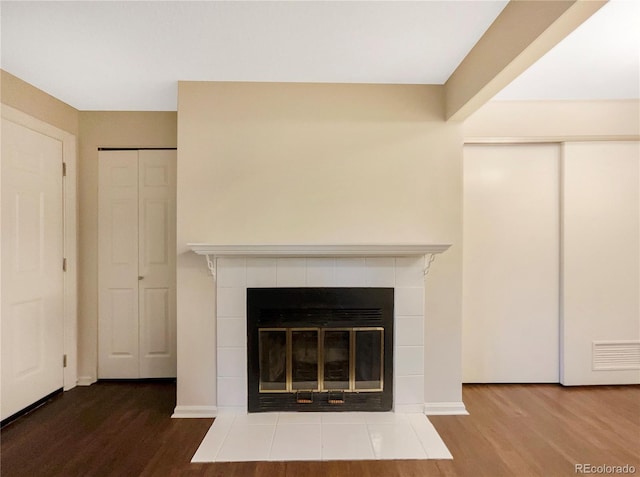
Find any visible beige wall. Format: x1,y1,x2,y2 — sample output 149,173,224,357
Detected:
176,82,464,411
77,112,177,383
1,70,79,135
464,99,640,141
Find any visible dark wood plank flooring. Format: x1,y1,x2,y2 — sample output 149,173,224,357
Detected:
1,382,638,476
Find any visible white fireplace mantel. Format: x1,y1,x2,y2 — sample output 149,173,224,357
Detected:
188,243,451,278
188,243,450,257
174,242,468,418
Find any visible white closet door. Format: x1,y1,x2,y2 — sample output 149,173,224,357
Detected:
98,151,140,378
562,141,639,385
98,150,176,378
463,144,560,383
1,118,64,420
138,150,176,378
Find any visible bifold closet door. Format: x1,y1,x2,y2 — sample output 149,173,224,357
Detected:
462,144,560,383
1,118,64,420
98,150,176,378
137,150,177,378
98,151,140,378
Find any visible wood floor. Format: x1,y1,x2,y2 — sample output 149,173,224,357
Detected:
1,382,638,477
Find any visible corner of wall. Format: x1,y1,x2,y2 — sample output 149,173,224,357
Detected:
1,69,79,135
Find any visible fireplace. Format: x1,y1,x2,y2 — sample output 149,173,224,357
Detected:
173,244,467,419
247,288,393,412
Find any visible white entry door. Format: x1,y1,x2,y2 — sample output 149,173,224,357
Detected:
1,118,64,420
98,150,176,378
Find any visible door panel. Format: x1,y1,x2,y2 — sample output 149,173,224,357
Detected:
143,288,170,354
12,299,44,377
1,118,64,420
15,192,43,272
463,144,560,383
108,288,137,355
98,151,139,378
144,200,169,264
562,142,639,385
138,150,176,377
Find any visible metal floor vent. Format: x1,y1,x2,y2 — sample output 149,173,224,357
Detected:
592,341,640,371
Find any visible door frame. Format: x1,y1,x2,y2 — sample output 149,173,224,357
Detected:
1,105,78,391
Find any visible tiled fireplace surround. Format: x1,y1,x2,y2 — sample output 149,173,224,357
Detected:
207,249,446,414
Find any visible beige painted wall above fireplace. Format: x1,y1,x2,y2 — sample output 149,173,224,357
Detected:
175,81,464,415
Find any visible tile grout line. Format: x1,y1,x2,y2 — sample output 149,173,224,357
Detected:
407,414,431,459
364,420,379,460
320,416,325,461
266,412,280,460
423,415,453,459
213,413,238,462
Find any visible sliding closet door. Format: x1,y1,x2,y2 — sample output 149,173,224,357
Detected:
463,144,560,383
562,141,639,385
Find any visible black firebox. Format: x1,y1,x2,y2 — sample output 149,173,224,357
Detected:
247,287,393,412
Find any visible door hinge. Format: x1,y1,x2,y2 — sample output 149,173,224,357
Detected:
63,354,67,368
63,258,67,272
62,162,67,177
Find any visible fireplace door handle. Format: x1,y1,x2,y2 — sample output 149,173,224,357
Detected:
296,391,313,404
328,391,345,404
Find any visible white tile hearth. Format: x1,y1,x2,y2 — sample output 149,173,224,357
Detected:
322,422,375,460
271,424,322,461
191,412,452,463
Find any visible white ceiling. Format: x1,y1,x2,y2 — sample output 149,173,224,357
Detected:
495,0,640,101
0,1,638,112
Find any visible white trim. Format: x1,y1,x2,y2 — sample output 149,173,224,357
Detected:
424,402,469,415
172,405,218,418
395,404,425,413
188,243,451,258
77,376,97,387
217,406,248,414
1,105,78,391
423,253,437,276
465,135,640,145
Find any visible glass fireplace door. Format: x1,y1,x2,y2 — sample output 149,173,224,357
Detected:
291,329,319,391
258,327,383,394
323,330,350,390
258,329,287,392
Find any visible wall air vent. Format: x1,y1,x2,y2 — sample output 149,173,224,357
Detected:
592,341,640,371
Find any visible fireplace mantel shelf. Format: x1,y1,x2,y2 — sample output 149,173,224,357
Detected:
188,243,451,278
188,243,451,258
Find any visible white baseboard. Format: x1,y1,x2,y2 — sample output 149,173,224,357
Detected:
424,401,469,415
77,376,96,386
217,406,248,414
394,403,424,413
172,405,218,418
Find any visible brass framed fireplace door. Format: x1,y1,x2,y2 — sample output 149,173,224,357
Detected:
247,288,393,412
